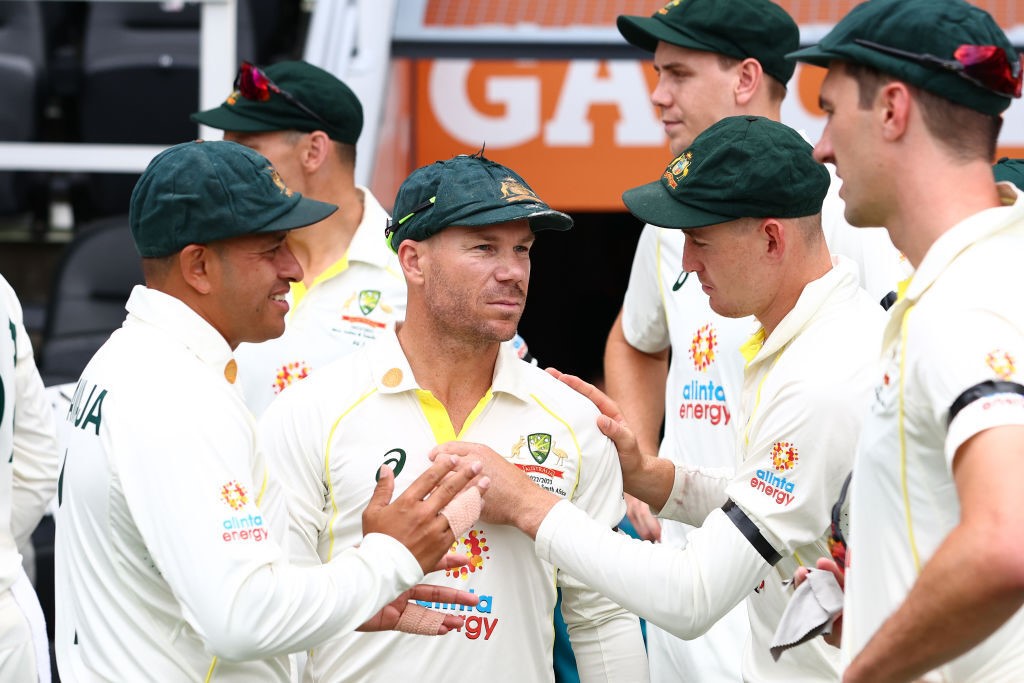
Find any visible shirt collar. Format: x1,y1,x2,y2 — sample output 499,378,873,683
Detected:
348,185,396,269
124,285,239,386
745,256,860,367
898,183,1023,306
367,326,533,403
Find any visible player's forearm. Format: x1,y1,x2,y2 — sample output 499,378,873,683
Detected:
845,524,1024,683
194,533,423,660
536,501,767,640
622,451,675,511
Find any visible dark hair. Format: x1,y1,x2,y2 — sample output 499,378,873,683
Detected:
843,61,1002,162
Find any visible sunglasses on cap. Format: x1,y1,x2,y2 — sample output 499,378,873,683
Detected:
234,61,330,128
854,39,1023,99
384,196,436,242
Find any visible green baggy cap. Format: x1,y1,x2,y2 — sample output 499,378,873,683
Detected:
130,140,338,258
622,116,829,229
617,0,800,86
386,153,573,253
993,157,1024,188
788,0,1020,116
191,60,363,144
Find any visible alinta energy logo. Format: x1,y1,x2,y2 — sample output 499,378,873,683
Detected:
678,322,730,426
771,441,799,471
689,323,717,372
749,441,799,507
220,480,249,511
446,529,490,580
986,349,1016,380
273,360,311,395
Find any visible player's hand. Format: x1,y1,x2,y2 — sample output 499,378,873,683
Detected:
358,584,478,635
362,455,489,574
546,368,647,482
793,557,845,648
429,441,559,539
625,493,661,542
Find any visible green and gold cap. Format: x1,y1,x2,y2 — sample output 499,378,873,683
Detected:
191,60,363,144
130,140,337,258
386,153,572,253
622,116,829,229
617,0,800,85
788,0,1021,116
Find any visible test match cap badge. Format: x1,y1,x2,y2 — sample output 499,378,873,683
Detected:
191,60,364,144
617,0,800,86
622,116,829,229
386,152,573,253
993,157,1024,188
129,140,337,258
788,0,1021,116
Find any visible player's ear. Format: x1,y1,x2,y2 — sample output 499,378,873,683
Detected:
397,239,427,285
302,130,332,172
178,244,215,294
734,58,763,106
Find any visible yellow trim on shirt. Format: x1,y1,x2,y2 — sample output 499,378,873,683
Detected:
205,657,217,681
740,328,766,364
255,470,268,506
898,305,922,572
290,254,351,312
895,276,912,303
416,389,494,442
530,394,584,499
323,388,378,561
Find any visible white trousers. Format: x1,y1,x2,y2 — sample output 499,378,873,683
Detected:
0,567,51,683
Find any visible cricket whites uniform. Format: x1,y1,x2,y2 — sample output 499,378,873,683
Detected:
235,188,406,417
845,184,1024,681
545,257,884,681
259,329,649,683
0,274,57,683
621,224,752,683
55,287,432,681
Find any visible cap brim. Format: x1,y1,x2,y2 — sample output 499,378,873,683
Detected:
617,15,722,55
190,106,283,133
457,204,573,232
259,196,338,233
622,181,733,229
786,45,837,69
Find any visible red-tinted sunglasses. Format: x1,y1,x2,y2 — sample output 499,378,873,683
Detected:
853,39,1023,99
234,61,330,127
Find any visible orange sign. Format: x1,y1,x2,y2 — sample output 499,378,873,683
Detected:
393,58,1024,213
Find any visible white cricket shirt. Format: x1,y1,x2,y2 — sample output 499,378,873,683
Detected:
845,184,1024,681
235,187,406,417
543,257,885,682
259,328,648,683
55,287,428,681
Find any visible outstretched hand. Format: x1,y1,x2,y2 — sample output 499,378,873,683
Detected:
362,455,489,574
546,367,646,481
358,584,479,635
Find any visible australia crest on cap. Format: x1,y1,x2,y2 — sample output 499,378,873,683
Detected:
663,151,693,189
500,177,539,203
658,0,683,15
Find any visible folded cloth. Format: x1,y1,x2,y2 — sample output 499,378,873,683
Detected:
770,568,844,661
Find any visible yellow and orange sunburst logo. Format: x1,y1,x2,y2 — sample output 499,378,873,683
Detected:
689,323,717,372
220,481,249,510
273,360,311,394
770,442,799,472
446,529,490,579
986,350,1016,380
